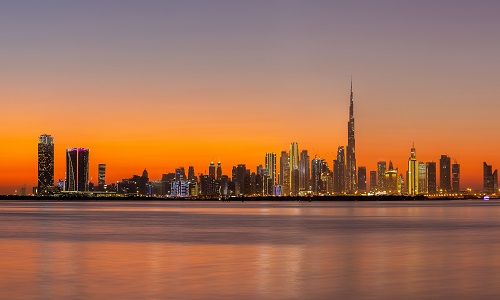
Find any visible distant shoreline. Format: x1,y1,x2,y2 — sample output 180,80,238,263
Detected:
0,195,494,202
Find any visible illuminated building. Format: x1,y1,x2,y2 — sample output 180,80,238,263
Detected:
200,174,218,197
311,158,323,195
483,162,498,194
334,146,345,194
452,162,460,192
289,142,299,195
440,155,451,192
357,166,366,193
369,170,377,193
299,150,310,191
384,161,398,195
346,79,357,194
418,162,426,194
98,164,106,190
398,174,405,194
37,134,54,194
65,148,89,192
407,145,418,195
280,151,290,196
216,160,222,180
426,162,437,194
377,161,387,192
171,180,189,197
209,161,216,179
265,152,277,186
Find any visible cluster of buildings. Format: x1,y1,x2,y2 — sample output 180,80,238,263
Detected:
36,82,499,197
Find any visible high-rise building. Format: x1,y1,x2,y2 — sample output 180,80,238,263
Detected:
334,146,345,194
188,166,196,181
66,147,89,192
346,79,357,194
418,162,427,194
377,161,387,192
369,170,377,193
235,164,246,196
452,162,460,193
265,152,277,186
357,166,367,193
311,158,323,195
209,161,216,179
289,142,299,195
98,164,106,190
216,160,222,180
426,162,437,194
407,145,418,196
440,155,451,192
175,167,186,181
384,161,398,194
280,151,290,196
37,134,54,194
483,162,498,194
299,150,310,191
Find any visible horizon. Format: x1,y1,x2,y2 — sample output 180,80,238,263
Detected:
1,1,499,194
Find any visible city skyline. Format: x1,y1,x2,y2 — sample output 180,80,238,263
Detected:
1,1,499,194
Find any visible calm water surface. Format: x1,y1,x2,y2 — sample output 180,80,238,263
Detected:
2,200,500,299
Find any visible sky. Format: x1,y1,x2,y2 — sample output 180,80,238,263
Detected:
0,0,499,194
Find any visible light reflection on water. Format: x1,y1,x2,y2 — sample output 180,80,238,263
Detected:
1,200,500,299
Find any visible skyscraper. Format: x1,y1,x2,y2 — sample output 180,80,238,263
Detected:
299,150,310,192
209,161,216,179
280,151,290,196
483,162,498,194
65,147,89,192
98,164,106,190
407,144,418,196
384,161,398,194
377,161,387,192
334,146,345,194
265,152,277,186
311,158,322,195
188,166,196,181
216,160,222,180
236,164,246,196
357,166,367,193
37,134,54,194
369,170,377,193
418,162,427,194
452,162,460,193
289,142,299,195
440,155,451,192
426,162,437,194
346,79,357,194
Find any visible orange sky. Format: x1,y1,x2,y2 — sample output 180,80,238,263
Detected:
0,1,499,194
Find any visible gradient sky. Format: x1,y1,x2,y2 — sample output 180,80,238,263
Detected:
1,0,499,194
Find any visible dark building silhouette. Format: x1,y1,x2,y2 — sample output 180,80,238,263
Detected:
426,162,437,194
235,164,246,196
216,160,222,180
200,174,217,197
97,164,106,191
377,161,386,192
209,161,216,179
311,158,322,195
188,166,196,182
452,162,460,192
65,148,89,192
357,166,367,193
369,170,377,193
37,134,54,194
483,162,498,194
440,155,451,192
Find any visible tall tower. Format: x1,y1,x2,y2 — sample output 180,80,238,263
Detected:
407,144,418,196
216,160,222,180
98,164,106,190
37,134,54,195
440,155,451,192
289,142,299,195
452,161,460,193
66,147,89,192
334,146,345,194
299,150,310,191
209,161,216,179
346,79,357,194
265,152,277,185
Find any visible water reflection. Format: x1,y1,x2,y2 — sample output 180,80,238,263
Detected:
1,201,500,298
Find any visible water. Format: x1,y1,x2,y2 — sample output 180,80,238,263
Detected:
1,200,500,299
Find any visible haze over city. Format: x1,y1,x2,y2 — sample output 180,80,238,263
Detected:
1,1,499,194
